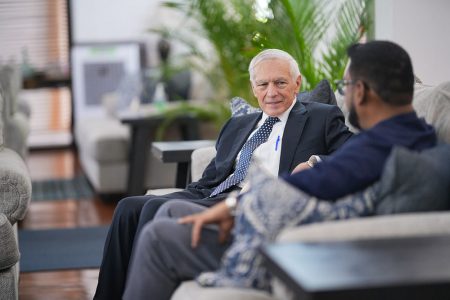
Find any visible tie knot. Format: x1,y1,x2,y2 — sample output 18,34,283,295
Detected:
265,116,280,126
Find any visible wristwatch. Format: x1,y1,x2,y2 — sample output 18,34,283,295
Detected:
307,155,320,168
225,192,238,216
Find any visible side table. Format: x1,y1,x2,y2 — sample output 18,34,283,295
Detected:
261,235,450,300
119,111,199,195
152,140,216,188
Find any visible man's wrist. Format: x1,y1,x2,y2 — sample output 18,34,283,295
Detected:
225,192,238,216
307,155,321,168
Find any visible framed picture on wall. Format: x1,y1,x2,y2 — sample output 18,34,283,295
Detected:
71,42,142,121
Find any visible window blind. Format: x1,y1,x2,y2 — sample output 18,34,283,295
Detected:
0,0,69,72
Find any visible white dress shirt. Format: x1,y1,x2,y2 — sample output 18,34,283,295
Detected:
234,99,296,182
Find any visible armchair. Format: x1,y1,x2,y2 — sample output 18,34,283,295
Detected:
0,91,32,300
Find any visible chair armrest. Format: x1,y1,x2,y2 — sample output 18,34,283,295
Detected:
0,148,32,225
277,211,450,243
190,146,216,182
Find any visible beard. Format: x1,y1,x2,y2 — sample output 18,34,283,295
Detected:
348,101,362,130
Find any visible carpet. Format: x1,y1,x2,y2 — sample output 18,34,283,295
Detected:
19,226,109,272
31,175,95,201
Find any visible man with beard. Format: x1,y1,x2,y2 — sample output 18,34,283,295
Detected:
122,41,437,300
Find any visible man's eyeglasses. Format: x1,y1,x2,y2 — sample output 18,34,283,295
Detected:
335,79,355,96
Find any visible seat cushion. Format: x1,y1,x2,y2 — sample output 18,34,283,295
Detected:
75,117,130,162
171,281,274,300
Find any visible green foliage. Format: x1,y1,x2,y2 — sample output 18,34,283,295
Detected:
154,0,371,128
155,100,231,140
252,0,370,90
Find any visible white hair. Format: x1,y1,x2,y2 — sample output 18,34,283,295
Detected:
248,49,301,82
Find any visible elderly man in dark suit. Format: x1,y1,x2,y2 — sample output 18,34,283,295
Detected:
94,48,353,300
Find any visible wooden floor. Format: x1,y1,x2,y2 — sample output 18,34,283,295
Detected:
18,147,118,300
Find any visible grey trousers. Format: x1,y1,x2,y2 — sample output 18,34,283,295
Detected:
123,200,231,300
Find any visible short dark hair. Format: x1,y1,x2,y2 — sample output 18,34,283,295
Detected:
347,41,414,106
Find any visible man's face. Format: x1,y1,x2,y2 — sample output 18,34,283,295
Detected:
251,59,301,117
344,70,362,130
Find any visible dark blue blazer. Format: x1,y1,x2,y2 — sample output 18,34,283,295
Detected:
187,101,352,203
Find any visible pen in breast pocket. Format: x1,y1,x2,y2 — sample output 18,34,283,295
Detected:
275,135,280,151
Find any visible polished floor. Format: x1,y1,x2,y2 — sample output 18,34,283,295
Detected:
19,148,118,300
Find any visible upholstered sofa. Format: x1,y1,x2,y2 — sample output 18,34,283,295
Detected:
170,81,450,299
0,87,32,300
75,116,178,194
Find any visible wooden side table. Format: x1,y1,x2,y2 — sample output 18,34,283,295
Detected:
261,235,450,300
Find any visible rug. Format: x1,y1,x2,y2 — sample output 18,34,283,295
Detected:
31,175,95,201
19,226,109,272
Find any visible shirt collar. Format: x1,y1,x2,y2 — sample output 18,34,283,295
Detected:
261,97,296,124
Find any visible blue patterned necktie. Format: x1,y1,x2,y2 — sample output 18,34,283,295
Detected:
210,116,280,197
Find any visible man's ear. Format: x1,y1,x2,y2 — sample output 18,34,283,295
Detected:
295,75,302,93
250,81,257,97
354,80,367,105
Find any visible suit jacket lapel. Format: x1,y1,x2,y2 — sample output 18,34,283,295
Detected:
223,113,261,173
279,101,308,174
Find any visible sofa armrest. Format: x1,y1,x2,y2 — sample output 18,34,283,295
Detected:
0,213,19,270
277,211,450,243
0,148,32,225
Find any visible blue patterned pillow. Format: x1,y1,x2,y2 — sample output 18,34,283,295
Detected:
230,97,261,117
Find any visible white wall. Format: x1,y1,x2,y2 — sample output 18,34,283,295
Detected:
71,0,197,67
375,0,450,85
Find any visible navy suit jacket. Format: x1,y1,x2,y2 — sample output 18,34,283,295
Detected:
187,101,352,202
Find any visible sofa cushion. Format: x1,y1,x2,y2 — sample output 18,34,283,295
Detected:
75,117,130,162
230,80,336,117
413,81,450,143
375,144,450,215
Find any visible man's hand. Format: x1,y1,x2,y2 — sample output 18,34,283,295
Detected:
291,161,311,174
178,201,234,248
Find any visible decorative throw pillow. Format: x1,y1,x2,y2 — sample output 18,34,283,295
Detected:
230,79,337,117
297,79,337,105
375,144,450,214
230,96,261,117
413,81,450,143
